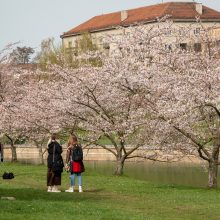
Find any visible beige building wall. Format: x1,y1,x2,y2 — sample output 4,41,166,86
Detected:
62,22,220,54
62,28,123,54
210,26,220,40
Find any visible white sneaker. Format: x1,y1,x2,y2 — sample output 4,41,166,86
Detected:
79,185,83,193
51,186,61,193
47,186,52,192
65,186,74,192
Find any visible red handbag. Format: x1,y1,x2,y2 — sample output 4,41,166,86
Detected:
72,161,81,173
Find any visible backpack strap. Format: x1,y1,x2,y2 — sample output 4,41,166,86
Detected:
52,143,55,163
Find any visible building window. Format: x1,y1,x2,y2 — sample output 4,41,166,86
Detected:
179,28,185,36
216,40,220,47
165,44,172,51
180,43,187,50
164,29,172,36
68,41,72,48
194,43,202,52
194,28,201,35
103,42,110,50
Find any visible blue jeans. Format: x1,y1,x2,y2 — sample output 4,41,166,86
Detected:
70,173,82,186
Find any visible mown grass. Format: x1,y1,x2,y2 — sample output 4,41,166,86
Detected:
0,162,220,220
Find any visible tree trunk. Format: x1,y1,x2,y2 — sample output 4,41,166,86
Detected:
208,159,218,188
39,147,44,164
114,157,126,176
10,143,17,162
5,135,17,162
207,138,220,188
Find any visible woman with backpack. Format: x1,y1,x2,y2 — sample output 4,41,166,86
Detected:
65,135,85,193
47,134,64,192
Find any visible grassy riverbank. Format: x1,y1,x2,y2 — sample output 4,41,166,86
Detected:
0,163,220,220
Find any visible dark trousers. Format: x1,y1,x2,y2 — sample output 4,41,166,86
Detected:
47,168,61,186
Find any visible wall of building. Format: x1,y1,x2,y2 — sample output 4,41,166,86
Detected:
2,145,200,164
62,22,220,54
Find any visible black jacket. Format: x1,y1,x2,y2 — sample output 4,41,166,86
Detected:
47,141,63,168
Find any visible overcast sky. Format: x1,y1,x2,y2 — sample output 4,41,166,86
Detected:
1,0,220,51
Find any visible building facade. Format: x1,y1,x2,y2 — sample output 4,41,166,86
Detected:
61,1,220,53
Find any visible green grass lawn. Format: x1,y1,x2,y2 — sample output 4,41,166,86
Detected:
0,162,220,220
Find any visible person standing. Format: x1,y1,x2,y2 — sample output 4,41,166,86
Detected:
0,142,3,162
65,135,85,193
47,134,64,192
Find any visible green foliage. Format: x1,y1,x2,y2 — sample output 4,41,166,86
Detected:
14,137,26,145
36,33,102,70
2,135,26,145
66,32,102,68
0,163,220,220
35,38,65,70
75,32,97,53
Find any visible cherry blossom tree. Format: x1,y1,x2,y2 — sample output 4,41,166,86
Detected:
0,45,27,161
0,45,62,162
2,19,220,187
28,20,212,176
17,69,67,163
0,66,30,161
150,43,220,188
30,64,157,175
102,21,220,187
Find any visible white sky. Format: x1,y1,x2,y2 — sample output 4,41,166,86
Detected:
1,0,220,51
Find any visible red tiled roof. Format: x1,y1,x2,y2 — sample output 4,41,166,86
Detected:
61,2,220,37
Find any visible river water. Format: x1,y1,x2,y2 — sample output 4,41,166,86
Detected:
17,158,219,188
86,160,219,188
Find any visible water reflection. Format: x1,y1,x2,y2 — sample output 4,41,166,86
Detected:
16,159,220,187
87,160,220,188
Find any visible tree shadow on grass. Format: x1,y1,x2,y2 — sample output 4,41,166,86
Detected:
0,188,106,202
152,183,220,191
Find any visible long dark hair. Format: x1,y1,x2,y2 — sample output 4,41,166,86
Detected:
51,133,57,140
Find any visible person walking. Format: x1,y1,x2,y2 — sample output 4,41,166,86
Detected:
65,135,85,193
47,134,64,192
